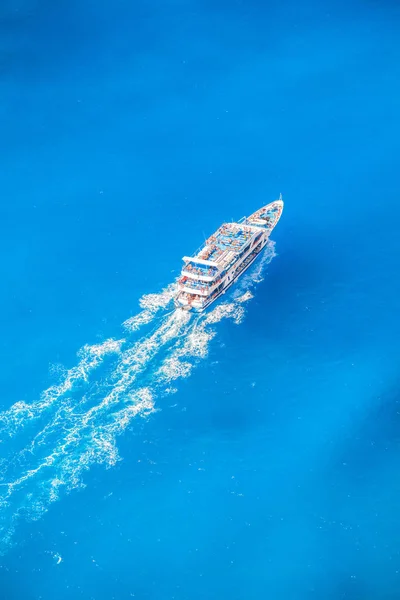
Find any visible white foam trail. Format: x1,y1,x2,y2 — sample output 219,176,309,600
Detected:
122,283,177,332
0,389,156,552
236,291,254,303
5,299,243,500
156,302,246,384
0,312,191,505
139,284,178,311
0,338,124,439
73,309,191,427
122,310,155,332
158,357,193,382
10,311,191,468
233,240,276,296
0,282,179,441
0,243,277,555
0,389,155,495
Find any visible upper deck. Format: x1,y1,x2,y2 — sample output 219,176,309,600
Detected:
182,222,259,276
181,197,283,282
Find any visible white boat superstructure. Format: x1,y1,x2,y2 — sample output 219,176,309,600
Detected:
174,195,284,311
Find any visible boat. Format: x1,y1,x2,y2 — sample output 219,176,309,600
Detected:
174,195,284,311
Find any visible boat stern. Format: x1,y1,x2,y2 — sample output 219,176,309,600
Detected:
174,291,205,312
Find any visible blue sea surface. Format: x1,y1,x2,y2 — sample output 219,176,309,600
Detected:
1,0,400,598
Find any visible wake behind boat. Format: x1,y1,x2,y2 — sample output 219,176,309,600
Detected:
174,195,284,311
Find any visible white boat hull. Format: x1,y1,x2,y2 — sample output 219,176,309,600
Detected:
174,197,283,312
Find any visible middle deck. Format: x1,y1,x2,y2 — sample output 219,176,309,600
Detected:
182,222,261,281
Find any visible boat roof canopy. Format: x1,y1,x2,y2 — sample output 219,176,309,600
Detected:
182,256,219,267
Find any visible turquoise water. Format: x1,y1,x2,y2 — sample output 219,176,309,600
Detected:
1,1,400,598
